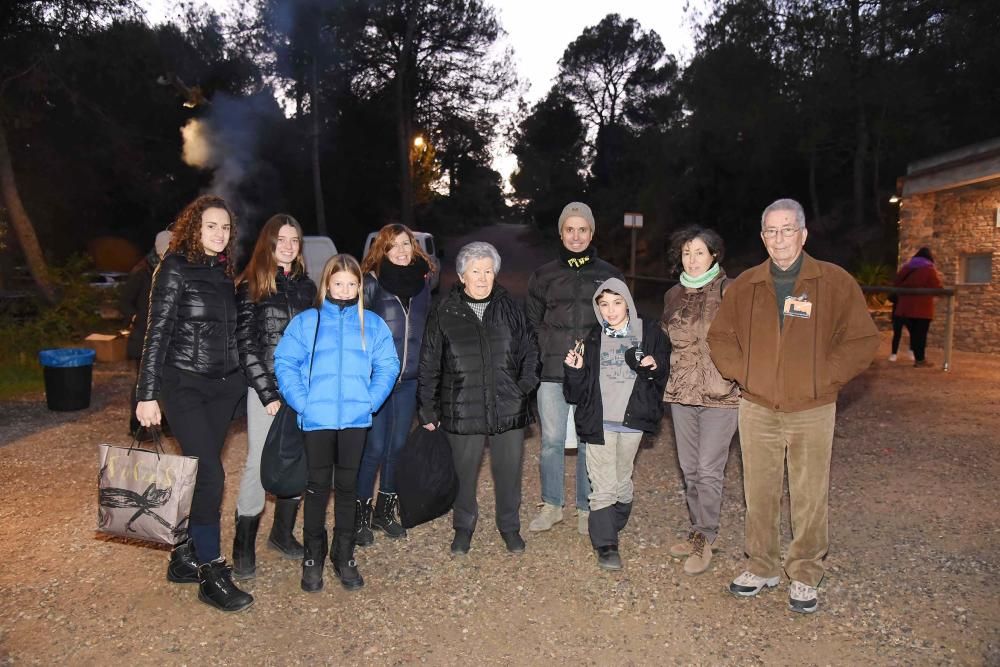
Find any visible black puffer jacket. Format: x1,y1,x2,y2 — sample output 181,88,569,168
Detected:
527,254,624,382
363,272,430,382
119,249,160,360
237,270,317,405
136,253,239,401
418,283,540,435
563,318,670,444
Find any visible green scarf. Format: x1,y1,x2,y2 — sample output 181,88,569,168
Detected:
679,262,720,289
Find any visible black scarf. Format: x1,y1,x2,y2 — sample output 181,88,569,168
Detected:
378,256,429,299
559,245,596,270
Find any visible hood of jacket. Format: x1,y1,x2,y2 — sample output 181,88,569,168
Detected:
591,277,638,327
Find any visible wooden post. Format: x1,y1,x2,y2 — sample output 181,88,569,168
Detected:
629,227,637,294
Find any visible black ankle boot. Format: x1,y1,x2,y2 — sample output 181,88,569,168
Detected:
197,560,254,612
370,491,406,538
232,513,261,580
167,539,199,584
267,497,304,559
354,498,374,547
301,532,327,593
331,531,364,591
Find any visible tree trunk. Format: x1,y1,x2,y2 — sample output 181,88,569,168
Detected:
850,0,867,230
0,120,55,302
311,53,327,237
395,1,418,229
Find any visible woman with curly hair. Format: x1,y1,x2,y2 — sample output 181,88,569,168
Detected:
136,194,253,612
353,224,433,546
660,226,740,576
231,214,317,579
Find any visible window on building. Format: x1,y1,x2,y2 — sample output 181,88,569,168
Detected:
960,253,992,284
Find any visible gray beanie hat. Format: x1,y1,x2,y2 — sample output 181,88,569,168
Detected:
558,201,595,234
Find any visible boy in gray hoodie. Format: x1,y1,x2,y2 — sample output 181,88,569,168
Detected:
563,278,669,570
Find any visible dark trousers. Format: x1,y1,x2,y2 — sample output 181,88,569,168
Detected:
357,379,418,498
159,366,244,562
446,428,524,534
302,428,367,540
891,316,905,354
906,318,931,361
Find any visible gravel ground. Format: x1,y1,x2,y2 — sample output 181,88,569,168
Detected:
0,337,998,666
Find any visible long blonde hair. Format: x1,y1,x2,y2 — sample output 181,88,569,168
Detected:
317,254,367,350
238,214,306,301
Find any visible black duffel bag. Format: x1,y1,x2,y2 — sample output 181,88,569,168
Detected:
260,402,307,497
396,427,459,529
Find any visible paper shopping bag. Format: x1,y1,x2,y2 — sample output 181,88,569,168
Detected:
97,439,198,546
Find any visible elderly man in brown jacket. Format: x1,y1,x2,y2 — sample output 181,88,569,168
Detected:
707,198,878,614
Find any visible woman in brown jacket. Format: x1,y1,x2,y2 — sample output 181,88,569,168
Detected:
660,226,739,576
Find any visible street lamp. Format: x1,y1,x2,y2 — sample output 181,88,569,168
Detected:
413,135,424,149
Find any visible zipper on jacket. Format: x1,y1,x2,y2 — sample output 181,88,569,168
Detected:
396,295,409,386
477,307,496,433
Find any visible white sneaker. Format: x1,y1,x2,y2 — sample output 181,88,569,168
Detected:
789,580,818,613
888,353,897,362
729,571,780,597
577,509,589,536
528,504,563,532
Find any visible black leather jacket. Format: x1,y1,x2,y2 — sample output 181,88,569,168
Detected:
418,283,540,435
237,270,317,405
362,272,430,383
136,253,239,401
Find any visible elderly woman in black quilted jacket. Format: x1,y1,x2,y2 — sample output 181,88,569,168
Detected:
418,241,540,556
135,194,252,613
231,214,317,579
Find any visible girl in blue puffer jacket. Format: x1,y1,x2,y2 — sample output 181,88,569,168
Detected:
274,254,399,594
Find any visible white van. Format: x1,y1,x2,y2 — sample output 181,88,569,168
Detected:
302,236,338,287
362,231,441,291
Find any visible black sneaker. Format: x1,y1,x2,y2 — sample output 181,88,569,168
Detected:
450,529,472,555
166,540,199,584
596,545,622,571
500,531,525,554
197,560,254,613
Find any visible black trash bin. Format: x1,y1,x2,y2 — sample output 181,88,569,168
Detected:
38,348,96,411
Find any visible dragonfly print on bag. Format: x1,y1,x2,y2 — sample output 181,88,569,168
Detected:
98,462,189,541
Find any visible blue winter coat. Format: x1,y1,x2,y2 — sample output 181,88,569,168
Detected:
362,272,430,382
274,300,400,431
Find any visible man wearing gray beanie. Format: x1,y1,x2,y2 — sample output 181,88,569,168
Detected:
526,202,624,536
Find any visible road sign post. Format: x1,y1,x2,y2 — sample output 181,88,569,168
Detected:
624,212,643,293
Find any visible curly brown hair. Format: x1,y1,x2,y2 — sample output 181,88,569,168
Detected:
667,225,724,277
168,194,238,277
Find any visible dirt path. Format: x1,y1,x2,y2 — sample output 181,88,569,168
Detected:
0,334,997,665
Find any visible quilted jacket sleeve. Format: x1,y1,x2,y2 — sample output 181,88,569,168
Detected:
274,311,311,415
417,305,444,425
366,316,401,412
136,256,183,401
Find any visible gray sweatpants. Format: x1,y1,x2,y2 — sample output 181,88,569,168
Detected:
447,428,524,534
669,403,738,543
236,388,273,517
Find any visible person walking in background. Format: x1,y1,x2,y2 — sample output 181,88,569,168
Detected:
274,254,399,593
232,214,317,580
661,226,740,576
892,247,942,367
563,278,668,571
527,202,624,536
135,195,253,613
121,229,171,439
707,198,878,614
418,242,539,556
354,224,433,547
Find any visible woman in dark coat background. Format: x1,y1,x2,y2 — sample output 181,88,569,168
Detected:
232,214,317,579
418,242,539,556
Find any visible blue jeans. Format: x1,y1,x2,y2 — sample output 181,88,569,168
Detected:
537,381,590,511
357,379,417,499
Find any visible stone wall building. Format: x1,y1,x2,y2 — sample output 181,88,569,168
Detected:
897,138,1000,354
